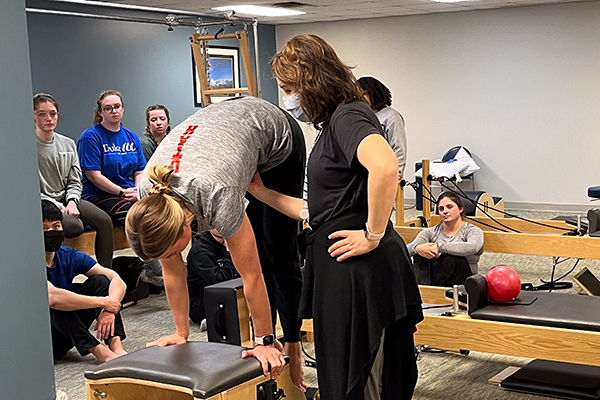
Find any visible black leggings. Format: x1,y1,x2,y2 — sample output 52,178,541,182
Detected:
50,275,126,358
413,253,473,286
246,115,305,343
91,195,134,227
61,199,114,268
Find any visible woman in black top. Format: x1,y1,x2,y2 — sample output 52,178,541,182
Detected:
249,35,423,400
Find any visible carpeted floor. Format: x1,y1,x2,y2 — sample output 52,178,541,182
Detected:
54,209,600,400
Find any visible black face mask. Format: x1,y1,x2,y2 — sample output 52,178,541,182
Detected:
44,230,64,252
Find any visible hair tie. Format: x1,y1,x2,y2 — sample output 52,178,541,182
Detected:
150,182,169,195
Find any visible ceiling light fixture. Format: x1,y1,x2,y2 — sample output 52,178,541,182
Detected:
212,5,306,17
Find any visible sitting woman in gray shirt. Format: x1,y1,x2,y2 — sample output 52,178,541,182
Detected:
407,191,484,286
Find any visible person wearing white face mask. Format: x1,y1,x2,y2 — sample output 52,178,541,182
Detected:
249,35,423,400
282,93,310,123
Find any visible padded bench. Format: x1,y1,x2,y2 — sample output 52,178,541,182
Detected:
85,341,304,400
466,274,600,332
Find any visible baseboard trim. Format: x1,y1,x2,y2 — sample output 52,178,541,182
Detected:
401,198,597,214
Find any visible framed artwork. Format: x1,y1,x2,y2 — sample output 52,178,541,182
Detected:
192,46,241,107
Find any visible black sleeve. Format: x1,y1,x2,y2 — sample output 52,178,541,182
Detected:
332,103,383,167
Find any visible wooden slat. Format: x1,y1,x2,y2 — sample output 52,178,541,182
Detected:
415,314,600,367
203,88,251,95
395,226,600,259
64,226,130,256
458,216,571,234
419,285,453,305
237,30,257,97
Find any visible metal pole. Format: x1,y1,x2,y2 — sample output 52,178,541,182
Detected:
252,19,262,98
38,0,232,19
26,8,193,27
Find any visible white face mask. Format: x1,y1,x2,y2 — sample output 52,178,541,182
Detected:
283,93,310,123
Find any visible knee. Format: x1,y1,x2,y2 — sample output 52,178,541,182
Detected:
62,215,85,238
96,211,114,230
87,275,111,294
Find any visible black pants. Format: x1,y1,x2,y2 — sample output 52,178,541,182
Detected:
413,253,473,286
50,275,126,358
246,115,305,343
62,199,114,268
92,195,134,227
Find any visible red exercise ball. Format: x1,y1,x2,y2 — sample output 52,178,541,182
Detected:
485,265,521,302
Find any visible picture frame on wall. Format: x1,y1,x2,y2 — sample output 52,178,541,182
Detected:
192,46,241,107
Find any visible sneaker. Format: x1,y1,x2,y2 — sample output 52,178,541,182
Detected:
139,269,164,287
200,318,207,331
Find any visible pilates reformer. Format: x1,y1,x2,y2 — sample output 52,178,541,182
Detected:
416,278,600,369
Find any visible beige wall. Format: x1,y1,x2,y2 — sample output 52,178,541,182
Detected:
276,2,600,210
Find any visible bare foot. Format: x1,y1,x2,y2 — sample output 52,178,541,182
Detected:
285,342,308,392
90,344,119,363
106,336,127,356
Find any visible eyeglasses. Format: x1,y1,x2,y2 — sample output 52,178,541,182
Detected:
35,111,58,119
102,104,123,113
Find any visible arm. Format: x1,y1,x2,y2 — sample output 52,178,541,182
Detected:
248,171,304,221
227,214,286,379
406,228,435,256
147,253,190,347
328,134,398,262
48,281,109,311
65,153,83,207
85,170,123,196
86,264,126,304
386,114,407,177
86,264,127,340
122,170,144,202
438,225,484,256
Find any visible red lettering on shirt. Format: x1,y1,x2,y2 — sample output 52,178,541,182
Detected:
170,125,198,173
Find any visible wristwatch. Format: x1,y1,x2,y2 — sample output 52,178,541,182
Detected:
364,223,385,241
118,188,125,198
254,334,275,347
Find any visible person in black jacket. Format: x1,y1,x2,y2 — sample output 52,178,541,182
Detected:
186,229,239,328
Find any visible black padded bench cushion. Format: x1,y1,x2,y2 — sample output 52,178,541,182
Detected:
84,342,264,399
589,186,600,199
501,359,600,399
471,292,600,332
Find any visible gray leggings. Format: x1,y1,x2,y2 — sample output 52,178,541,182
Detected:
61,200,114,268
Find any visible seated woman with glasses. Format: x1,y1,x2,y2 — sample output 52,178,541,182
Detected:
34,93,115,268
77,90,146,226
78,91,162,285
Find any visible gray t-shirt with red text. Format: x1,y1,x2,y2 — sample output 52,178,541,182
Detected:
139,97,292,239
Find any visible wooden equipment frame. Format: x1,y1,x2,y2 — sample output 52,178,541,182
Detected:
85,363,305,400
190,30,257,107
395,159,578,237
417,286,600,368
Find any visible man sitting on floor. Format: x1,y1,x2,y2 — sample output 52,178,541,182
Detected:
42,200,127,363
187,229,239,330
